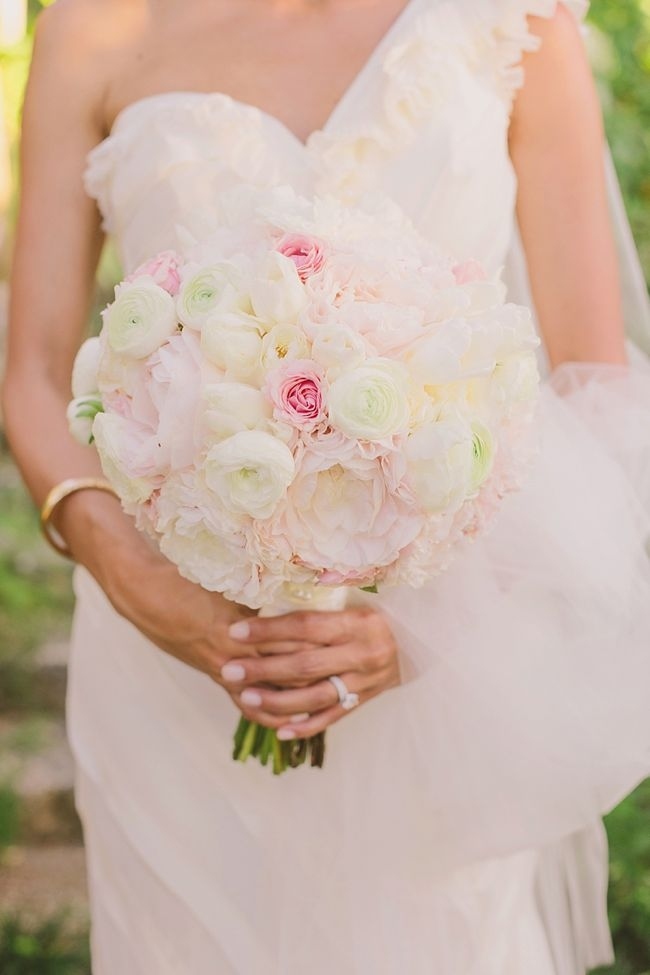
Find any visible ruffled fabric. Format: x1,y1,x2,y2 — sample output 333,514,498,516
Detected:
473,0,590,107
308,1,475,200
83,93,305,254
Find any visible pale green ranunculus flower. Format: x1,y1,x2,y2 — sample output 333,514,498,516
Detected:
328,359,410,441
104,280,178,359
204,430,295,519
470,422,495,493
177,261,254,330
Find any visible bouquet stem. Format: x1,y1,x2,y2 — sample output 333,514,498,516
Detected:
231,582,347,776
233,717,326,774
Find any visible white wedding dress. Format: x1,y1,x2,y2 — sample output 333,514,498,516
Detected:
69,1,650,972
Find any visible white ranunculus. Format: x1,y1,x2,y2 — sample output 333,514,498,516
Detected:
177,261,254,330
260,324,310,370
204,429,295,519
250,252,308,329
309,325,367,376
405,416,474,513
470,422,495,493
67,396,103,446
328,359,411,441
201,315,263,378
104,280,178,359
202,382,272,441
71,337,103,397
92,412,154,504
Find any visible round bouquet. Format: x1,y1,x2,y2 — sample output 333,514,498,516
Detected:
69,188,540,773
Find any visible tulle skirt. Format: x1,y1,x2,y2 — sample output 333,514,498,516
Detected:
67,359,650,974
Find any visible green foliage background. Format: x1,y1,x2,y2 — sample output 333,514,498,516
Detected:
0,1,649,973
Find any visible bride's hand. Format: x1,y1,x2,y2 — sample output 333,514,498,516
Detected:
221,608,401,738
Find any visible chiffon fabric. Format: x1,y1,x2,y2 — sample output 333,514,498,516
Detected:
69,0,650,971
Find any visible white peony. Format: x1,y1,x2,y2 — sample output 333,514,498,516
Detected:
309,325,367,376
201,315,263,378
202,382,271,441
405,415,474,513
405,319,472,385
203,429,295,519
250,252,308,329
92,412,155,504
177,261,254,330
104,280,178,359
328,359,411,441
261,324,310,370
71,337,103,397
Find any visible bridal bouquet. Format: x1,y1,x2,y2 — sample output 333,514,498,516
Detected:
69,188,540,773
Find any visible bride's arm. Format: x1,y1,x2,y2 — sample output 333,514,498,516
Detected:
509,5,627,369
2,5,256,684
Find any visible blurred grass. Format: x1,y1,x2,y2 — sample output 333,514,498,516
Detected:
0,0,649,971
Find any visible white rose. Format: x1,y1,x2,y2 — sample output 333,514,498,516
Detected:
250,252,308,329
177,261,254,330
261,324,310,370
309,325,366,376
92,412,154,504
71,337,102,397
328,359,411,441
202,382,271,441
201,315,263,378
204,429,295,519
406,416,474,513
104,279,178,359
67,395,103,446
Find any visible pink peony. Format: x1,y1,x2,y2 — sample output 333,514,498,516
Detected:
452,259,488,286
127,250,184,296
265,360,325,431
275,233,328,282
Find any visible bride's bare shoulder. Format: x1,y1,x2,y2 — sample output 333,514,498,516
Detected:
29,0,145,134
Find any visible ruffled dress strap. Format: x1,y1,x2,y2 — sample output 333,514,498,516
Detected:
469,0,590,109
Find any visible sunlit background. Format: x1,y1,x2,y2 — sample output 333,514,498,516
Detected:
0,1,648,972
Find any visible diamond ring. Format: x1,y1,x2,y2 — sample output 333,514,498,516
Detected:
328,675,360,711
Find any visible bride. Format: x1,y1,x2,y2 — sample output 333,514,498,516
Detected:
3,0,650,971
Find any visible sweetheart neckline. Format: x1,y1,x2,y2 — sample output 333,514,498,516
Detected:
94,0,421,156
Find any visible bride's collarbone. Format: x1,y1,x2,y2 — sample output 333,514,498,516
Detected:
101,0,414,142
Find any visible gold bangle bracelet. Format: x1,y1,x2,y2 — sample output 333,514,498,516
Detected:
40,477,120,559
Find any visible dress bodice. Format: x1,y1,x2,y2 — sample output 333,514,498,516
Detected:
83,0,587,276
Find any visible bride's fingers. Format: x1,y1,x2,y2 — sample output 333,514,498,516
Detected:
237,674,369,718
233,673,368,731
221,643,360,688
252,640,321,657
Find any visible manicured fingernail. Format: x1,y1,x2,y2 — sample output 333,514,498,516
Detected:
289,713,310,724
221,663,246,682
277,728,297,741
241,689,263,707
229,621,250,640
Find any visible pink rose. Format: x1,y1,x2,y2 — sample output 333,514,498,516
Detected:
127,250,184,296
275,233,328,282
265,359,325,431
452,260,488,286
